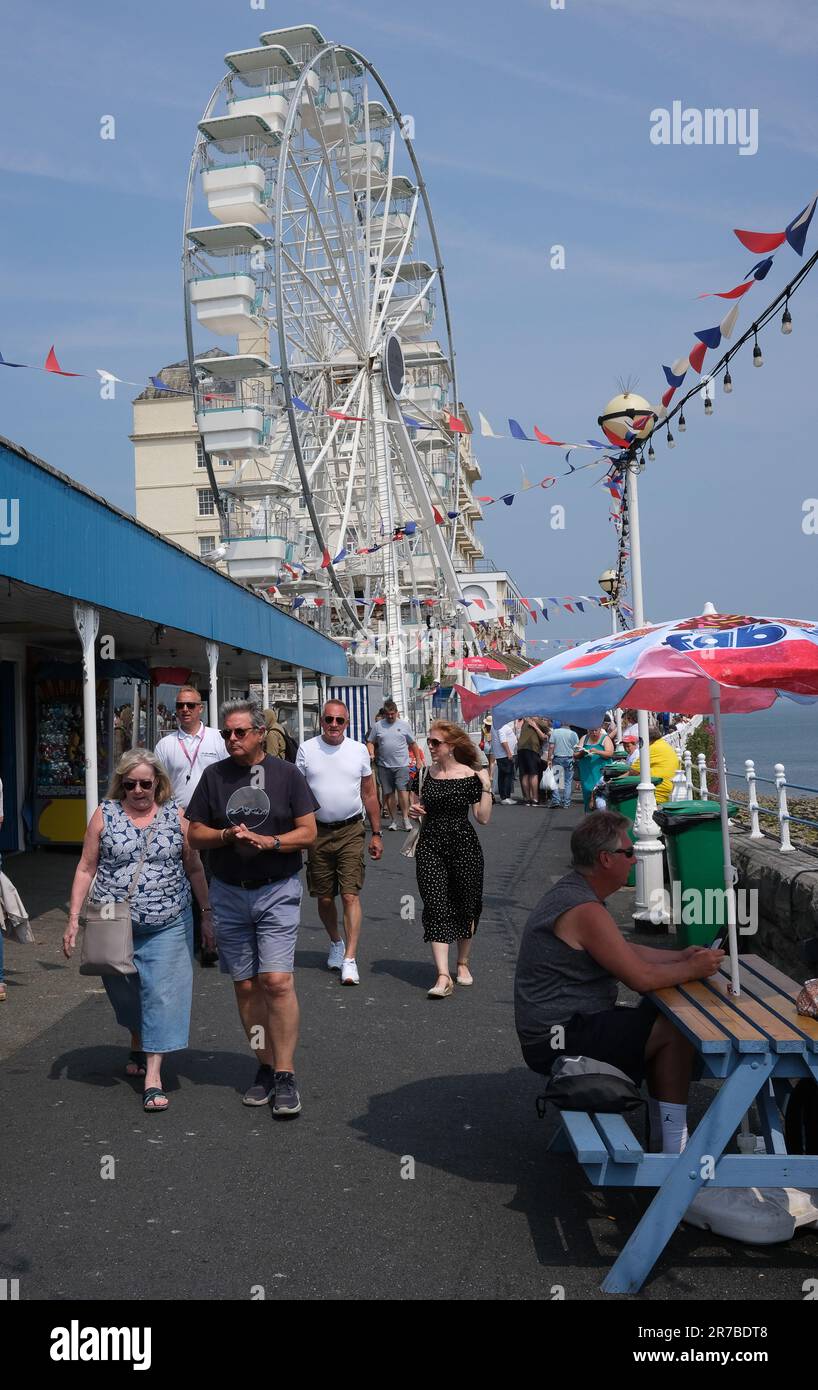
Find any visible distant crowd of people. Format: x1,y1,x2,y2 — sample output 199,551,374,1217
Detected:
59,686,703,1150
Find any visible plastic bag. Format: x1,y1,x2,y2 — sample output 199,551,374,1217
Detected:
540,766,557,793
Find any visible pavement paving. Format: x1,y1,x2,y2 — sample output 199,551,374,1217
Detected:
2,799,816,1302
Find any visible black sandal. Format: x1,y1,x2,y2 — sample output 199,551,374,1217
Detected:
126,1050,147,1077
143,1087,168,1112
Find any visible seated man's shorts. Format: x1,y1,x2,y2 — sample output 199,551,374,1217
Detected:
210,874,302,980
378,764,409,794
306,819,366,898
521,998,659,1086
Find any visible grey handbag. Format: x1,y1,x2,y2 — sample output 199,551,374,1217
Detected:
79,822,157,976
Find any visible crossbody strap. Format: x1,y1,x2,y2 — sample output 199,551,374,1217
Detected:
124,815,161,903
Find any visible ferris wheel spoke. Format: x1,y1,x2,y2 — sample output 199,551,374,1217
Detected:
331,370,370,552
303,367,366,484
297,80,365,345
329,50,369,332
370,189,420,341
280,246,362,358
282,180,361,354
367,125,396,348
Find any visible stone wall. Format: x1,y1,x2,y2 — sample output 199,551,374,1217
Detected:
731,828,818,977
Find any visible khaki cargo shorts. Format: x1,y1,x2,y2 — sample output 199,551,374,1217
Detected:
306,819,366,898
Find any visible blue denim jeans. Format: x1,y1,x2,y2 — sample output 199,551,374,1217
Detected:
103,905,193,1053
552,756,575,807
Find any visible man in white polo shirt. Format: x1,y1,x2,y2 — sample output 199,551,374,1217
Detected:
296,700,383,986
155,685,227,965
155,685,227,808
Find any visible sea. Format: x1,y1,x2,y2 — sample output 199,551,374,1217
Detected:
720,702,818,793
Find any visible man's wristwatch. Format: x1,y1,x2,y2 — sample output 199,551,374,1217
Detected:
371,830,382,838
270,836,282,851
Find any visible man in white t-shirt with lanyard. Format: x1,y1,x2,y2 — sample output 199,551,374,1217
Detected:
296,700,383,985
155,685,227,964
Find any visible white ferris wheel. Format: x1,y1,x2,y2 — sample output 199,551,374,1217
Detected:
182,22,470,709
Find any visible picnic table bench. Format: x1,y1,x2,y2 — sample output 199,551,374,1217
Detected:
547,954,818,1293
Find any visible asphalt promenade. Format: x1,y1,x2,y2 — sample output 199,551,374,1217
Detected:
2,800,816,1302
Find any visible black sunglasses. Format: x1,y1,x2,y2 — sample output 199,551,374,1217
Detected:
176,701,201,710
221,727,255,740
427,737,446,747
323,715,347,726
609,846,636,859
123,778,154,791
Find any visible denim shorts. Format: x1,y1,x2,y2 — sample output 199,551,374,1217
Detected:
210,874,303,980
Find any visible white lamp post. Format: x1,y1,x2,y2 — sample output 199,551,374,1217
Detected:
598,568,624,752
598,394,667,929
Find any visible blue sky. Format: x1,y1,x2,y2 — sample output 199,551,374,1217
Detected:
2,0,817,649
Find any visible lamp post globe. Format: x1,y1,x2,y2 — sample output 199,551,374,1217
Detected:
597,391,657,450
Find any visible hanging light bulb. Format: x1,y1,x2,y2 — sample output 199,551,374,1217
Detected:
704,394,713,416
753,327,764,367
781,300,793,334
678,411,686,432
666,427,675,449
647,441,655,460
723,365,733,393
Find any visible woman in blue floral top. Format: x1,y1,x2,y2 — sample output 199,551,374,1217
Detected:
64,749,210,1112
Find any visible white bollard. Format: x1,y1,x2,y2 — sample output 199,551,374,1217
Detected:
745,759,763,839
697,752,708,800
774,763,794,853
670,770,688,802
683,748,693,799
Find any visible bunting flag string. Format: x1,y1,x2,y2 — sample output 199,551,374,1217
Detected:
652,190,817,423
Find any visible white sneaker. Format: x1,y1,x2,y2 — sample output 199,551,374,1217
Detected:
501,798,516,805
402,816,412,831
327,940,345,971
388,820,398,831
340,958,360,986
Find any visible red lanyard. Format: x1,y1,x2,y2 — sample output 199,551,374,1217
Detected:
177,729,205,781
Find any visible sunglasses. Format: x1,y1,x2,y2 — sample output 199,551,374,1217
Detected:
176,701,201,710
427,737,446,748
609,847,636,859
221,727,255,740
123,778,154,791
323,716,347,726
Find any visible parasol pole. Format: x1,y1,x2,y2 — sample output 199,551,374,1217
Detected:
709,676,741,995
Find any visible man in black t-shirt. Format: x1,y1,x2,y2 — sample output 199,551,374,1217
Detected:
187,700,318,1116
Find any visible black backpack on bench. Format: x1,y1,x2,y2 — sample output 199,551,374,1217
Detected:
536,1055,645,1117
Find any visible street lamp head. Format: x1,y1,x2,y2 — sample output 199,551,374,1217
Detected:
598,568,617,596
598,391,657,449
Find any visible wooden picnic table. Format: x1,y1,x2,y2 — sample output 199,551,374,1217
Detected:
550,954,818,1294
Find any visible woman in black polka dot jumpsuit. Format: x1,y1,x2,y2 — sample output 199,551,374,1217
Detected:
410,720,493,998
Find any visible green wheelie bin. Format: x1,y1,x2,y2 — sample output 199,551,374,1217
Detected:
653,800,739,947
605,774,662,887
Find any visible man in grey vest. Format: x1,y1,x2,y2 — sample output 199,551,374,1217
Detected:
514,811,724,1155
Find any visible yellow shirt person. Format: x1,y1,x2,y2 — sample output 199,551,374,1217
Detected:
632,735,681,805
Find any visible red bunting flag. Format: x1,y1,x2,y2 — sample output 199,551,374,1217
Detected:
327,409,366,421
697,281,754,300
471,598,486,610
688,341,708,374
733,228,786,254
314,598,325,607
447,413,467,433
432,507,445,524
320,549,331,569
661,386,675,408
45,346,82,377
533,427,565,446
373,596,386,605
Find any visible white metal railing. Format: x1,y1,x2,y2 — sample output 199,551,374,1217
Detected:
688,753,818,854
